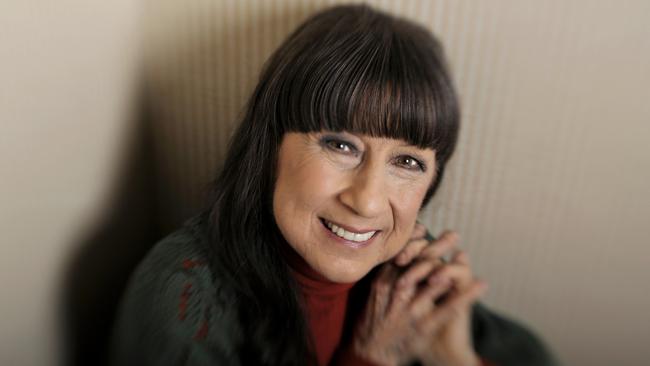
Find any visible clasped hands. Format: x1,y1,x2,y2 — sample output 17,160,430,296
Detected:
351,224,487,366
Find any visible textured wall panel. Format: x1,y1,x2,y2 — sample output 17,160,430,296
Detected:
140,1,650,365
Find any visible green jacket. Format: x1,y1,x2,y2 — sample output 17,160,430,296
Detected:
109,215,561,366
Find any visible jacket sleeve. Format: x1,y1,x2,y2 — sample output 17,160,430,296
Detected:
471,302,562,366
108,233,241,366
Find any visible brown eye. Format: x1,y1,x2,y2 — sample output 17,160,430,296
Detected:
395,155,425,171
321,137,358,155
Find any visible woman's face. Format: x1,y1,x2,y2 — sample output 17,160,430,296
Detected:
273,131,436,283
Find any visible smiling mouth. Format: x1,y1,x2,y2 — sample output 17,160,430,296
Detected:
319,218,378,243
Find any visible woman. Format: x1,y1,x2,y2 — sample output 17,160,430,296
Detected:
110,4,559,366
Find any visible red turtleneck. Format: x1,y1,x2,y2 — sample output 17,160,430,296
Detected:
279,240,375,366
279,241,495,366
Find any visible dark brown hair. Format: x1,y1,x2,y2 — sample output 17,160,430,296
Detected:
205,4,460,365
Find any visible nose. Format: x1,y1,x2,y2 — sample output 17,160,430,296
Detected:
338,162,389,218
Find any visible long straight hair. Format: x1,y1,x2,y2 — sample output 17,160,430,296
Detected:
204,4,460,365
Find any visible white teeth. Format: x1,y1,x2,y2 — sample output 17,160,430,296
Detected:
323,219,376,242
343,231,355,241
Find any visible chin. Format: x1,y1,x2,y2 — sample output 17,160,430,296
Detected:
318,263,373,284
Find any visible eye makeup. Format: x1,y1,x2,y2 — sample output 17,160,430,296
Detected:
318,135,361,156
393,154,427,172
316,132,432,173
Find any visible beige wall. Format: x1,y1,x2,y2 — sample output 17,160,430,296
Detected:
2,0,649,365
0,1,141,365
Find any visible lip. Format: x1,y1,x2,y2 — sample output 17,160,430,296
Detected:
319,218,379,249
320,217,378,234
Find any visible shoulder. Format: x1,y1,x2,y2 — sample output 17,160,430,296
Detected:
471,302,562,366
109,215,242,366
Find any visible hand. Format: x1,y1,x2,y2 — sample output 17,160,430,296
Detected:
394,226,487,366
349,261,455,366
349,225,486,366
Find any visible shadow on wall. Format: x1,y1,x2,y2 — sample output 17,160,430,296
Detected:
60,85,163,366
58,4,312,366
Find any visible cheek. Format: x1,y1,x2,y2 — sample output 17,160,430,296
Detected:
275,157,342,219
395,187,426,222
384,183,430,256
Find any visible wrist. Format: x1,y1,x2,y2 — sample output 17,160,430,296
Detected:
420,350,480,366
351,338,400,366
449,351,480,366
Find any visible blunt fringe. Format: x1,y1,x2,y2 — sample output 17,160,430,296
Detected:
204,4,460,365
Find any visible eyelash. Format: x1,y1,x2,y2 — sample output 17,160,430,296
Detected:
320,137,426,172
394,155,426,172
322,137,359,155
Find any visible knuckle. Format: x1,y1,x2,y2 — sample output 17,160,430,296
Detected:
446,230,460,242
457,250,470,262
408,239,426,253
404,245,416,257
440,230,456,242
421,243,439,257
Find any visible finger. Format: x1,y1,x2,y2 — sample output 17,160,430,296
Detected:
410,222,427,240
408,276,453,319
451,249,470,266
386,278,418,316
396,257,441,290
394,238,429,266
370,263,399,316
428,260,474,290
387,255,434,314
419,280,488,333
416,231,459,262
376,261,396,282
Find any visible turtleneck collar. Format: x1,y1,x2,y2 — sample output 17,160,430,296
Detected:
278,238,359,366
279,239,355,296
